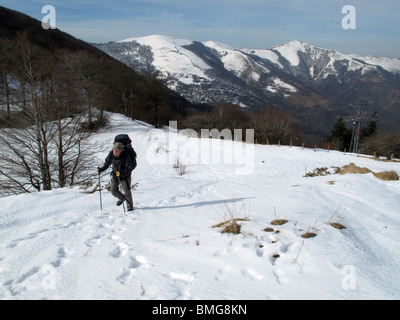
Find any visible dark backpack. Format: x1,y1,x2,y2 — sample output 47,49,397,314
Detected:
114,134,137,170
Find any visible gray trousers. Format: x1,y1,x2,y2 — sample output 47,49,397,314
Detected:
111,176,133,210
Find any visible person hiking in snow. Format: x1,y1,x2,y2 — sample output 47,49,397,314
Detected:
97,142,135,211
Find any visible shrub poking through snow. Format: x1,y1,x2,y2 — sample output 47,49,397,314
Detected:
213,217,249,235
212,203,250,235
221,221,241,235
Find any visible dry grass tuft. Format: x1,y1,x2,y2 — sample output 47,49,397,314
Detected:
373,171,399,181
327,201,346,230
339,163,398,181
330,222,346,229
212,203,250,235
221,221,241,235
271,219,288,226
301,232,317,238
339,163,372,175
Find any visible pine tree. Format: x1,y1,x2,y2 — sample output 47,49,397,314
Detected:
360,111,378,141
326,116,352,150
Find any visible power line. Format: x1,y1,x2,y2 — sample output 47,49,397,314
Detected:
349,107,366,154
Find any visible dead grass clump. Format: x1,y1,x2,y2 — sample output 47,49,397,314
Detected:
212,203,250,235
330,222,346,230
221,221,241,235
339,163,372,175
327,202,346,230
271,219,288,226
301,232,317,238
340,163,399,181
373,171,399,181
304,167,330,177
213,217,250,228
264,227,274,232
304,166,341,178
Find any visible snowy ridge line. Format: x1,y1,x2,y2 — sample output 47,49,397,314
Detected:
94,35,400,136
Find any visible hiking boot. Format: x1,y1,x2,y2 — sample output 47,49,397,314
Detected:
116,197,125,206
127,207,134,212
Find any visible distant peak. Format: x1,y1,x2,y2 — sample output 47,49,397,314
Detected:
273,40,312,50
118,34,192,47
203,40,234,51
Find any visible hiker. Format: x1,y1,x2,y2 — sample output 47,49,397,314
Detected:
97,141,135,211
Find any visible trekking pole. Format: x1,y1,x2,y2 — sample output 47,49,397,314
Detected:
122,201,126,215
98,172,103,211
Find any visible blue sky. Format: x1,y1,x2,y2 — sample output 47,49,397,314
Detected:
3,0,400,57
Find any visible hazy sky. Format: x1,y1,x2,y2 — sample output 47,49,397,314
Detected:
3,0,400,57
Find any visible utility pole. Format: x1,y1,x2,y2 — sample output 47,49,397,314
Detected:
349,107,366,154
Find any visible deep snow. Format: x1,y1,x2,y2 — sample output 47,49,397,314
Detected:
1,113,400,300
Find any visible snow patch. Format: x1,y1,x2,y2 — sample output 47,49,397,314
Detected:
267,77,297,93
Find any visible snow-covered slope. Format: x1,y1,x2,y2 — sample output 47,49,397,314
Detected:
203,40,270,82
1,113,400,300
270,40,400,79
119,35,212,88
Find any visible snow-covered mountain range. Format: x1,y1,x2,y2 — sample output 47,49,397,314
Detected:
94,35,400,135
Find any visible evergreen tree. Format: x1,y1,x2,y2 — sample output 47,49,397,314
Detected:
326,116,352,150
360,111,378,141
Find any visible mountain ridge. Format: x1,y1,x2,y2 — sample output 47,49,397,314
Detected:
95,35,400,139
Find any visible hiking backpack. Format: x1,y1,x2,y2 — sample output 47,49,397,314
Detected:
114,134,137,170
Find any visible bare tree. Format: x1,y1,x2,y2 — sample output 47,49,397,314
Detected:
60,50,106,130
10,34,53,190
252,107,301,145
0,38,100,196
360,131,400,159
145,71,166,128
0,38,15,122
